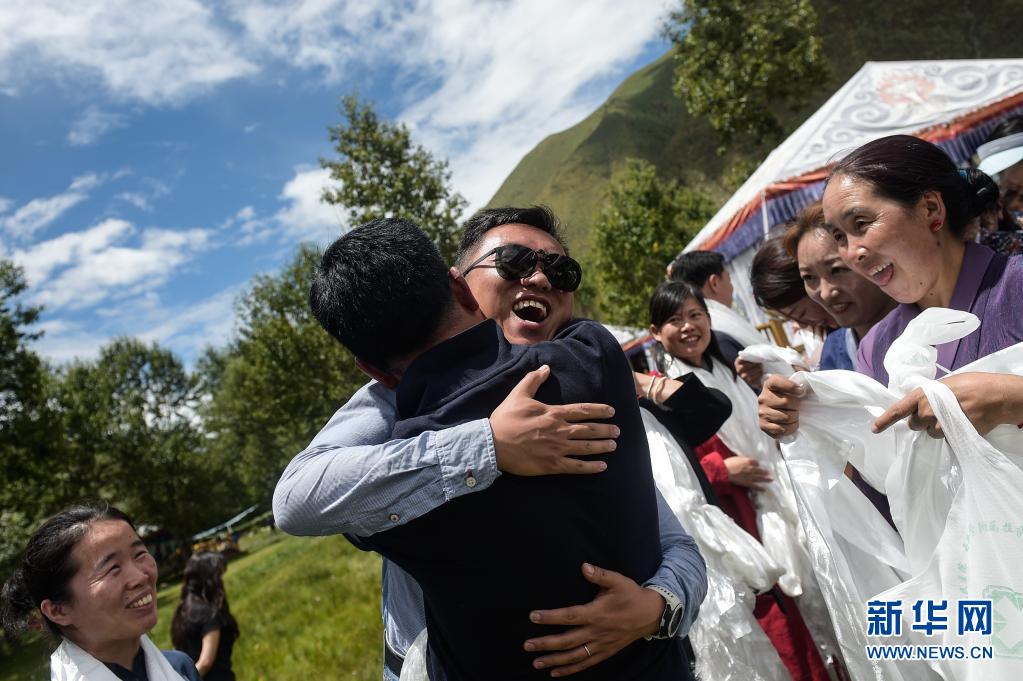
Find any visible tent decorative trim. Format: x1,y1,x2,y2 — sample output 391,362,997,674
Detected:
687,60,1023,263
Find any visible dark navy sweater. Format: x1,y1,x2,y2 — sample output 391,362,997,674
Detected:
358,319,683,681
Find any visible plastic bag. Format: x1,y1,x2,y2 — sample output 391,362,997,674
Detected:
738,344,807,378
665,359,843,666
781,308,1023,680
877,380,1023,681
668,358,813,597
644,409,790,681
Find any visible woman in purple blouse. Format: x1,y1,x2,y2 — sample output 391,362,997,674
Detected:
759,135,1023,439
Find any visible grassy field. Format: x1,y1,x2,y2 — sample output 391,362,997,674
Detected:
0,529,384,681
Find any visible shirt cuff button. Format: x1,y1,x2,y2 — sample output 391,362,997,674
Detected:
466,475,477,488
388,513,400,522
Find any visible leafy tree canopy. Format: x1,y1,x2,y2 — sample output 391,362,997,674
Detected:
664,0,828,147
199,244,366,501
590,159,715,326
321,94,467,262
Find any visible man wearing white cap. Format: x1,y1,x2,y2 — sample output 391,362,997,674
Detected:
977,116,1023,216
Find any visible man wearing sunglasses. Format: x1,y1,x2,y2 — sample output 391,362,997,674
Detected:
274,207,706,679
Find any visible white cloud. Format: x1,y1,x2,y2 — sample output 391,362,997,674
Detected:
0,197,12,214
31,284,241,366
30,321,109,365
223,168,341,246
12,218,211,311
117,192,151,211
224,0,377,81
243,122,260,133
395,0,670,208
67,107,128,146
0,0,256,106
2,1,668,208
114,175,174,213
227,0,670,207
135,286,240,359
271,167,342,242
1,172,106,239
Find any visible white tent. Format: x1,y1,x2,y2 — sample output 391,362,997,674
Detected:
684,59,1023,326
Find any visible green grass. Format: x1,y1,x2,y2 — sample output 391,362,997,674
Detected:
0,529,384,681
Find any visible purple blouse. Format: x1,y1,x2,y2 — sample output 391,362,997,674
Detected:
856,242,1023,385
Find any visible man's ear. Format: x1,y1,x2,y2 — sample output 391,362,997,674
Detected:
448,267,481,314
40,600,72,629
703,274,720,298
354,358,399,389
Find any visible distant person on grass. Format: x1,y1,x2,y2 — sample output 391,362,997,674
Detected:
274,207,706,680
285,216,699,680
172,552,238,681
0,504,201,681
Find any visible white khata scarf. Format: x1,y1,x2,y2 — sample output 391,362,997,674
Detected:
51,634,187,681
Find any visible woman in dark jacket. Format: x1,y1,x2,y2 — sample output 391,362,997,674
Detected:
171,552,238,681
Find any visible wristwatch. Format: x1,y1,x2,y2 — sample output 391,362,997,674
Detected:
643,585,684,640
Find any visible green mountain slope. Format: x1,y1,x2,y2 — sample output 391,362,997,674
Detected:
488,0,1023,257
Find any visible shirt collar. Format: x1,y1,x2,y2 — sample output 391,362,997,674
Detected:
937,241,995,370
395,319,503,418
104,648,148,681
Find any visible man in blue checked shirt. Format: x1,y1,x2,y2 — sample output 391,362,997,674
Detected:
273,207,708,680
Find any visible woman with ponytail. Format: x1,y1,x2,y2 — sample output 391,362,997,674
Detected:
759,134,1023,439
170,553,238,681
0,504,201,681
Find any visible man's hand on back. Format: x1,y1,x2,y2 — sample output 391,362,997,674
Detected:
490,365,618,476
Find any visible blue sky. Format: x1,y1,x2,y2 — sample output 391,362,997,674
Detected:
0,0,672,367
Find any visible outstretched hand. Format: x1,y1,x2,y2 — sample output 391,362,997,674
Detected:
873,372,1023,438
490,365,619,476
523,563,665,677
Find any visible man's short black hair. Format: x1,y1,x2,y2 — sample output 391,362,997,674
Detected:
455,205,568,268
310,218,452,369
667,250,725,288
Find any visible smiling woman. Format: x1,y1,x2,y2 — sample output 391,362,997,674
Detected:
0,504,201,681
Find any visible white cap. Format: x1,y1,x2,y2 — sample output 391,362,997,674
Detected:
977,131,1023,177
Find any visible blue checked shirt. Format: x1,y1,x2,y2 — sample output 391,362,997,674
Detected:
273,381,706,657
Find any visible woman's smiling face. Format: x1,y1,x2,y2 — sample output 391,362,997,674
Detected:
822,173,943,305
796,225,893,331
650,296,712,367
46,520,159,654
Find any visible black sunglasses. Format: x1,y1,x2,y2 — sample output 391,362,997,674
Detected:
462,244,583,292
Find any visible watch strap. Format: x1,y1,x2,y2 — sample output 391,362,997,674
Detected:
643,585,683,640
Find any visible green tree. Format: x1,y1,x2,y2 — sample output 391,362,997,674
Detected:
664,0,828,146
321,94,467,262
53,338,227,538
0,261,56,573
591,160,715,326
200,244,366,501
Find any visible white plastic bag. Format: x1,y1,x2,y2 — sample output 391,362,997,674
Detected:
644,409,790,681
876,380,1023,681
665,358,843,666
667,358,812,597
738,344,807,378
782,308,1023,681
